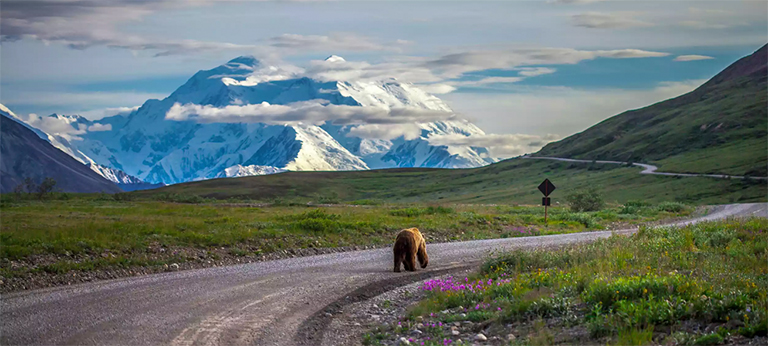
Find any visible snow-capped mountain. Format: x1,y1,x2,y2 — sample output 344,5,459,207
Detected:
215,165,287,178
10,56,498,185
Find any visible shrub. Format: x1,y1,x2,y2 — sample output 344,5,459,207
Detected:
694,333,724,345
566,188,604,212
657,201,688,213
154,193,209,204
553,212,600,228
390,206,454,217
112,192,135,201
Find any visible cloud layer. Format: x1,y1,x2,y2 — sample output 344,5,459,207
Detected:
571,12,654,29
428,133,561,157
165,100,457,125
674,55,715,62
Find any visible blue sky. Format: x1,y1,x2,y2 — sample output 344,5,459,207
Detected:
1,0,766,140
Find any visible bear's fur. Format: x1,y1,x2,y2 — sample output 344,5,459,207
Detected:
393,228,428,272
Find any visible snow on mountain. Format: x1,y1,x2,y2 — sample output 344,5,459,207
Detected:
88,163,145,184
0,104,152,187
9,56,499,185
215,164,286,178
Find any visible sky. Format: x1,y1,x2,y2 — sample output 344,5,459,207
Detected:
1,0,766,157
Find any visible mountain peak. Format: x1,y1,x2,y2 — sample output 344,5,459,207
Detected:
325,55,346,62
227,55,260,67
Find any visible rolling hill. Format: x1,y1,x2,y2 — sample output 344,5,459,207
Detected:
0,114,123,194
537,44,767,177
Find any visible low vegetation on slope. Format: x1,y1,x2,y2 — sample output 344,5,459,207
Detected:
538,45,767,177
0,198,689,292
379,219,767,345
133,159,766,205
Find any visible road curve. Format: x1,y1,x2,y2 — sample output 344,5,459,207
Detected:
525,156,768,180
2,203,766,346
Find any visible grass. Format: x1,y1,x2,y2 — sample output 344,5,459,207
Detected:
128,158,767,206
403,218,768,345
0,198,690,284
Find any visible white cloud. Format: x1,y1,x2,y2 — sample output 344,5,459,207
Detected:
78,106,140,120
571,12,654,29
674,55,715,62
418,84,458,94
347,124,422,140
516,67,557,77
303,47,668,85
305,58,442,83
448,77,524,88
165,100,457,125
87,123,112,132
18,113,86,140
0,1,269,56
423,47,669,78
428,133,561,158
269,33,407,53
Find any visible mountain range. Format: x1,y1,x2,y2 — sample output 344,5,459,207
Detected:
5,55,497,186
0,112,122,194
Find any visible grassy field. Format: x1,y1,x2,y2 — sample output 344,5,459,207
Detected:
381,218,767,345
132,159,767,205
0,198,690,291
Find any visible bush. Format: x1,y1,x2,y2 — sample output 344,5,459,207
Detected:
553,212,600,228
112,192,135,201
390,206,454,217
657,201,688,213
153,193,208,204
694,333,724,345
566,188,605,212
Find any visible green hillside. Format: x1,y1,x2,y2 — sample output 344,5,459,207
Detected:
136,158,765,205
537,44,767,177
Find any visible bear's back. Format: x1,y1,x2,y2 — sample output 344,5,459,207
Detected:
398,228,424,243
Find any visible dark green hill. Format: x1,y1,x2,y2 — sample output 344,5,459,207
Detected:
537,44,767,177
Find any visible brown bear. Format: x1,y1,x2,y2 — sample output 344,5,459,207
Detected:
393,228,428,272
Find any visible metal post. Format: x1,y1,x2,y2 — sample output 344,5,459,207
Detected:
545,204,548,225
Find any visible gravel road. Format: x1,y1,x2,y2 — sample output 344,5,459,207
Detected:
2,203,765,346
525,156,768,180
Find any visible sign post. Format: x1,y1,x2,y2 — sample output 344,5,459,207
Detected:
537,179,556,224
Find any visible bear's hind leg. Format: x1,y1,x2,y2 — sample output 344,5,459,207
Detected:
405,253,417,271
394,252,403,272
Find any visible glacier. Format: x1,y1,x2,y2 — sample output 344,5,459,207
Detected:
6,55,499,185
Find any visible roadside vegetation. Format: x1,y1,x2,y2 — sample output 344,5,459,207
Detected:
0,196,691,292
374,218,767,345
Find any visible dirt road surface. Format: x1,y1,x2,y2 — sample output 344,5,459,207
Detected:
2,203,765,346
